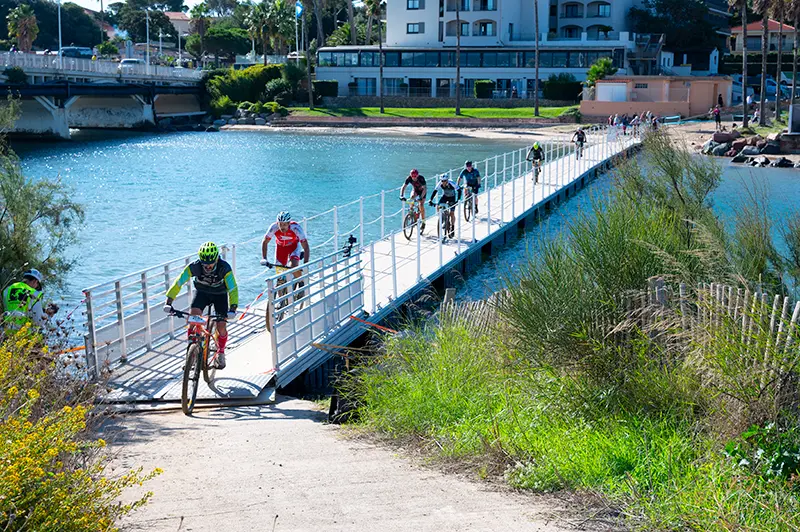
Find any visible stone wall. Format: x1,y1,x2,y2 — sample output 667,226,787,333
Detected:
322,96,576,109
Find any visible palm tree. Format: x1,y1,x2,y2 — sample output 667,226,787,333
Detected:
773,0,786,119
754,0,771,126
455,0,462,116
248,2,270,64
730,0,750,127
190,3,211,62
533,0,541,116
302,0,314,109
7,5,39,53
313,0,325,48
347,0,356,45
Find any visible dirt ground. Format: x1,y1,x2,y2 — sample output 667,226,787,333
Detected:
105,397,622,532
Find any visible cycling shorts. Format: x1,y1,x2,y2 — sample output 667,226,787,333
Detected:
466,183,480,194
437,197,457,208
276,242,304,267
191,290,229,318
412,193,427,201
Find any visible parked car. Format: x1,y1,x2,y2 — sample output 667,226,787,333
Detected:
117,58,145,72
60,46,93,59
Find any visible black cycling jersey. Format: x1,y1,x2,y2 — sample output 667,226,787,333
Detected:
188,259,234,295
404,175,427,197
459,168,481,188
574,131,586,143
527,147,544,161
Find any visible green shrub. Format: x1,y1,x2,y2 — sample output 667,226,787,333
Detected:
237,101,254,109
542,73,582,101
2,67,26,85
263,78,292,102
558,106,582,123
248,101,264,114
274,91,292,107
210,95,236,117
206,64,283,104
312,80,339,98
473,80,496,99
0,327,160,530
262,101,288,116
282,62,306,95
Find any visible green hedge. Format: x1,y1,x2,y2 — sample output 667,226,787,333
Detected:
474,80,496,99
542,74,582,101
206,64,283,104
313,80,339,98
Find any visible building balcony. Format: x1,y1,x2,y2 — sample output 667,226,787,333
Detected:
506,31,633,46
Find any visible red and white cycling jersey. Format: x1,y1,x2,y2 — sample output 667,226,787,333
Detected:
264,221,308,266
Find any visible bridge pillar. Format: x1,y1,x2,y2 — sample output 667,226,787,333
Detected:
132,95,155,125
26,96,70,139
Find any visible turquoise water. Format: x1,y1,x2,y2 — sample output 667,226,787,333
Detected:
15,130,522,303
460,159,800,300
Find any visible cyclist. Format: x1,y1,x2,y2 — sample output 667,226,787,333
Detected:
526,142,545,183
260,211,310,282
429,174,458,239
164,242,238,370
456,160,481,214
400,168,427,231
571,127,587,158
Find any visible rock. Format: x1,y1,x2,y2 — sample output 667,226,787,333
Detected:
731,154,750,163
750,155,770,167
712,132,734,143
244,117,256,125
702,139,718,154
725,148,738,157
254,117,267,126
205,126,219,132
747,135,764,146
767,132,781,141
761,141,781,155
729,129,742,139
740,145,761,156
237,118,249,125
228,118,237,125
731,139,747,152
193,124,205,132
157,117,173,128
221,114,233,120
213,119,227,127
711,142,731,156
756,140,768,150
795,161,800,168
202,115,213,125
769,157,793,168
176,124,194,132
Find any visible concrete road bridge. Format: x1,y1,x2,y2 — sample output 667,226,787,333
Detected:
78,126,641,407
2,52,203,139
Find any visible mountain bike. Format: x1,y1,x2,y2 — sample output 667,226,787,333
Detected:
401,196,425,240
462,186,476,222
167,306,226,416
574,140,584,159
433,201,455,241
530,159,542,183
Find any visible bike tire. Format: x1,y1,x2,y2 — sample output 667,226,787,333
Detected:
403,212,415,240
182,343,202,415
464,194,473,222
202,321,216,384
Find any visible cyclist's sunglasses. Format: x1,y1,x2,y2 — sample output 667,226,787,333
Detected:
200,259,217,271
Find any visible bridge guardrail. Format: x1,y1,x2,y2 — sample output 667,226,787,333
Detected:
1,52,203,82
80,123,641,375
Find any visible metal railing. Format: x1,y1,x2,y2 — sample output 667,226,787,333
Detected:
0,52,203,81
81,124,638,376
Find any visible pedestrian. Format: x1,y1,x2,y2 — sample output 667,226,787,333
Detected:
718,93,724,108
511,86,518,99
713,105,721,130
2,269,57,332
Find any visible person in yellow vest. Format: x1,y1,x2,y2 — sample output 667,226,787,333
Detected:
2,269,57,330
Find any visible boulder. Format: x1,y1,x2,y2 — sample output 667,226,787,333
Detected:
725,148,738,157
212,119,227,127
244,117,256,125
157,117,173,128
193,124,205,132
176,124,194,132
729,129,742,139
202,115,213,125
221,114,234,120
731,139,747,152
769,157,793,168
237,118,249,125
795,161,800,168
766,132,781,142
205,126,219,132
756,140,768,150
712,131,734,143
228,118,237,125
711,142,731,156
702,139,718,154
750,155,770,167
747,135,764,146
740,145,760,156
254,117,267,126
761,141,781,155
731,154,750,164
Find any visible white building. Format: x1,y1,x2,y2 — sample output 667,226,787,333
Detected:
316,0,669,98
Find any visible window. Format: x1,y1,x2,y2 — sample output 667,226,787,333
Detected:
634,83,648,89
597,3,610,16
441,51,455,67
549,5,556,16
551,51,568,67
318,52,333,66
426,52,440,67
407,23,424,34
361,52,379,67
561,26,580,39
384,52,400,66
383,78,404,96
439,0,445,16
475,0,496,10
496,52,512,67
461,22,470,35
407,0,421,8
465,52,481,67
439,21,444,41
477,21,496,36
343,52,358,66
567,51,586,68
355,78,377,96
562,3,582,17
483,52,497,67
447,0,470,10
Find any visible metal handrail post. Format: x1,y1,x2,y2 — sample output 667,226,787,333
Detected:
380,190,385,238
359,197,364,247
231,243,237,277
494,155,498,188
114,280,127,363
512,165,516,220
486,172,492,236
500,164,505,224
391,231,397,299
84,290,98,378
164,264,174,337
370,243,377,312
302,217,308,235
522,152,527,211
457,199,462,254
141,272,152,350
471,197,476,242
333,206,339,254
266,278,279,371
416,217,422,281
439,208,443,269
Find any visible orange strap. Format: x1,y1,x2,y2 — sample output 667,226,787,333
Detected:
350,315,398,334
56,345,86,355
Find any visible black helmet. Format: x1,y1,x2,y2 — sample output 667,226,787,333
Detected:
465,160,473,167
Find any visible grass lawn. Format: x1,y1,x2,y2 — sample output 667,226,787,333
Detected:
288,106,577,119
739,121,786,137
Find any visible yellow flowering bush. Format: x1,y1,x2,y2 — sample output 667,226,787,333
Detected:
0,326,160,531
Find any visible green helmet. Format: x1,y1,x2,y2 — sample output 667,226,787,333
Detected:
533,142,540,149
198,241,219,263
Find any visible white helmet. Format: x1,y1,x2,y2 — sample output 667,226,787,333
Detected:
23,269,43,283
277,211,291,223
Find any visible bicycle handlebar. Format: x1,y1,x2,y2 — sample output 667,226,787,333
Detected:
167,307,231,320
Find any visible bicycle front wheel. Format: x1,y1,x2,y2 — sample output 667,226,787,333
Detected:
464,194,473,222
202,321,216,385
403,212,416,240
182,343,202,415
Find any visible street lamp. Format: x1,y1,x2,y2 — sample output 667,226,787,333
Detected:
145,9,150,75
57,0,63,68
159,31,163,57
